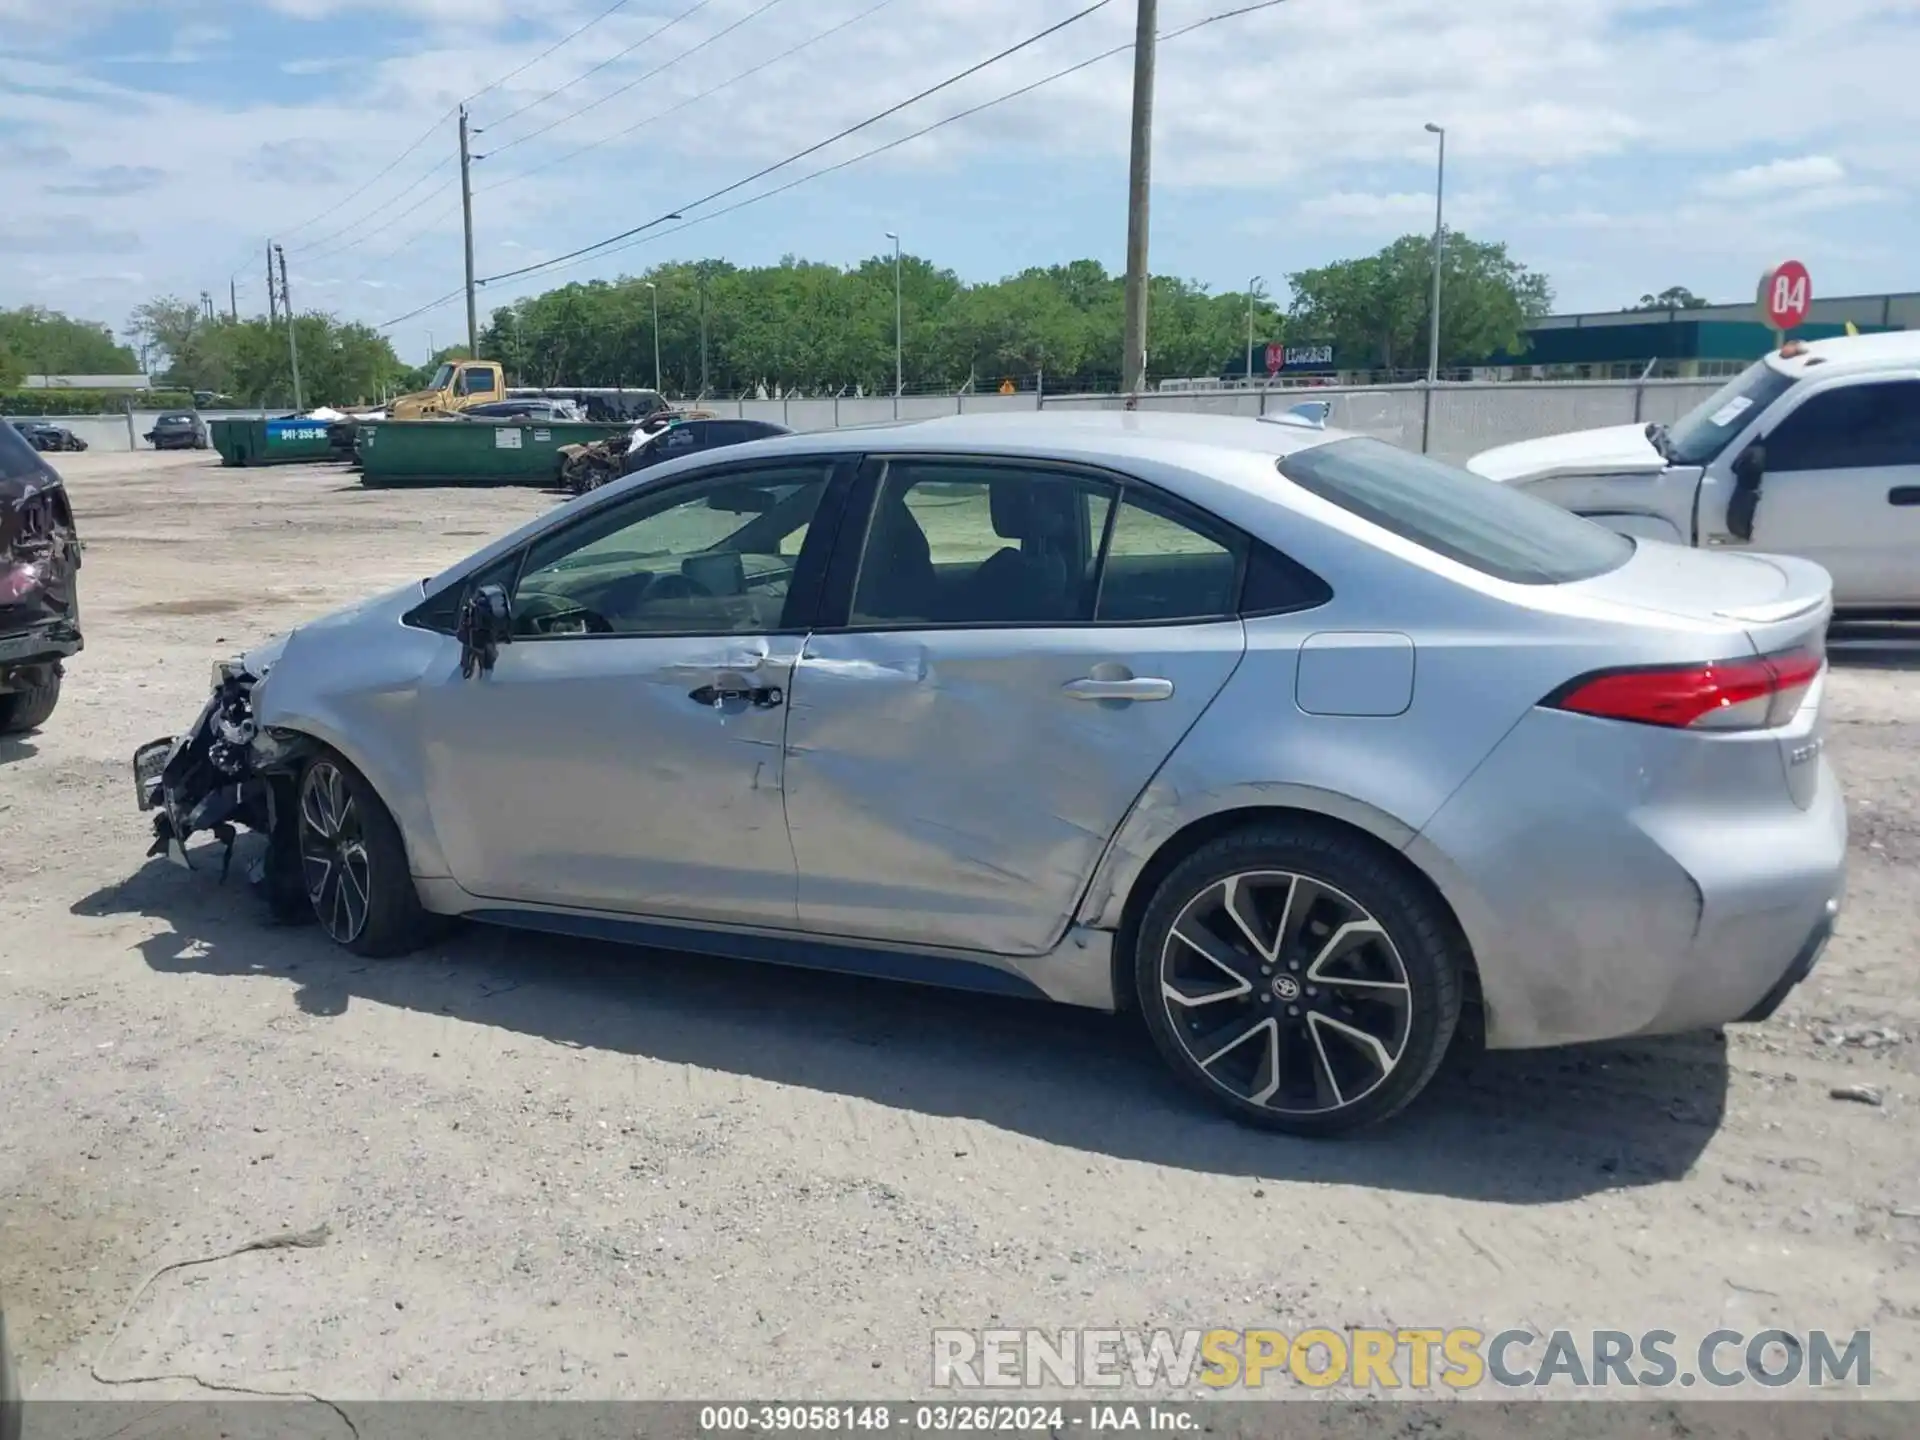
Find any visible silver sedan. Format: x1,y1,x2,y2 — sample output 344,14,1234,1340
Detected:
133,411,1846,1135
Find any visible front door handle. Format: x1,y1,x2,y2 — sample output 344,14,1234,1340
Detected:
689,684,784,709
1889,486,1920,507
1063,676,1175,702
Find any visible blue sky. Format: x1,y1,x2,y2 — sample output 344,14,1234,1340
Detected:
3,0,1916,366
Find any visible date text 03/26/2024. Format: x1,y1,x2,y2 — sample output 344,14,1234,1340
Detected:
698,1404,1194,1432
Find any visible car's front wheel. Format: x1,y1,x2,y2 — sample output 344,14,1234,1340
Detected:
0,667,62,734
1135,821,1465,1136
296,751,436,957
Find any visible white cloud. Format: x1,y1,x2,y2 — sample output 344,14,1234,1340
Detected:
1701,155,1848,199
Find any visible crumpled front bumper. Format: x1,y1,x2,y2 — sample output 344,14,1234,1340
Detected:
133,666,289,873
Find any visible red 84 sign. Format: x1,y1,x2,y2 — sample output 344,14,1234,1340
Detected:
1759,260,1812,332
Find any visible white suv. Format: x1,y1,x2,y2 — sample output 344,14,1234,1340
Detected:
1469,331,1920,617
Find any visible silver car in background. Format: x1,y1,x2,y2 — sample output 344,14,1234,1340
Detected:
134,411,1845,1135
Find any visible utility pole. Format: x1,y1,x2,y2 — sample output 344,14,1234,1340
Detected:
267,245,278,325
459,105,478,356
646,282,662,392
1120,0,1157,396
275,243,304,412
229,277,238,322
698,267,710,398
1424,122,1447,385
885,231,903,405
1245,275,1262,384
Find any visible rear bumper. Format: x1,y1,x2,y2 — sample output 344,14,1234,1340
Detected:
1408,708,1848,1050
1737,903,1836,1024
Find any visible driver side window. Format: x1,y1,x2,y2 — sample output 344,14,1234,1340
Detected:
512,465,832,638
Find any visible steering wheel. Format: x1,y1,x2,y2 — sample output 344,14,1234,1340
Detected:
515,589,614,635
645,573,714,602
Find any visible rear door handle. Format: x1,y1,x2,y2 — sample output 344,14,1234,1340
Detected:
1063,677,1175,702
689,684,784,709
1889,486,1920,507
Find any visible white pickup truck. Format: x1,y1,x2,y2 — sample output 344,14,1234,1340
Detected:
1468,331,1920,617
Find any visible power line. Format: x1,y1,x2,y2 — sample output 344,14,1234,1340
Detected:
481,0,1116,288
467,0,641,106
380,285,470,331
231,5,637,267
300,169,462,266
479,0,792,161
328,189,468,288
384,0,1292,329
277,114,459,252
478,0,720,138
476,0,904,196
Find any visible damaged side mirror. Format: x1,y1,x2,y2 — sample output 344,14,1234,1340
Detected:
456,583,513,678
1726,440,1766,543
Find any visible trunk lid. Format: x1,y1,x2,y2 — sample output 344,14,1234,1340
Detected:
1565,540,1831,654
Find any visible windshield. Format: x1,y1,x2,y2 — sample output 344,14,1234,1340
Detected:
1279,437,1634,585
1665,360,1796,466
427,363,455,391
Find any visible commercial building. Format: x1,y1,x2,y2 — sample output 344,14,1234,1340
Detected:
1196,290,1918,389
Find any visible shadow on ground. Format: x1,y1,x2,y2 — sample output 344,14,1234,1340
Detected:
74,853,1728,1206
0,734,38,765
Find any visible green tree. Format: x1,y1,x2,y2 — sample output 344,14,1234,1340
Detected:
1632,286,1710,311
126,296,407,407
0,306,138,376
1286,231,1552,372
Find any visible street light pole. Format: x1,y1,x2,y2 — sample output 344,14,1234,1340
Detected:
1245,275,1262,385
1121,0,1158,396
1425,122,1446,385
884,231,903,412
646,282,662,393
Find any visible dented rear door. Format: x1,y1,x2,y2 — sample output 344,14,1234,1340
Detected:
780,456,1248,957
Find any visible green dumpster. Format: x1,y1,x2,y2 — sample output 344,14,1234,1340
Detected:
208,417,340,467
355,419,632,488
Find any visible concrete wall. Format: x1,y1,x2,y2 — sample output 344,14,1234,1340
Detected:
7,409,262,454
17,381,1727,464
710,379,1725,464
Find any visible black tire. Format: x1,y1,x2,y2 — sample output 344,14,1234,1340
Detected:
294,750,437,958
1134,820,1465,1137
0,668,61,734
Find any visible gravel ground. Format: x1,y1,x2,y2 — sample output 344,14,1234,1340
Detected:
2,451,1917,1411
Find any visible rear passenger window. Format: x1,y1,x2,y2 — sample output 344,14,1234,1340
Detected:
851,463,1114,626
1279,437,1634,585
1094,495,1242,623
1766,382,1920,472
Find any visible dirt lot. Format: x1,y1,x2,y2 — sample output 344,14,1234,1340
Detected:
3,451,1918,1408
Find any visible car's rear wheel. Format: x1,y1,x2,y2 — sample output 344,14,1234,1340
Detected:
0,667,62,734
1134,821,1464,1137
296,751,436,957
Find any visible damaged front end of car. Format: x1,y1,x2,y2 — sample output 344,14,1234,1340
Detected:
133,652,313,918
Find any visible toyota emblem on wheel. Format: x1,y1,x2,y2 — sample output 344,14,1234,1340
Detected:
1272,973,1301,1001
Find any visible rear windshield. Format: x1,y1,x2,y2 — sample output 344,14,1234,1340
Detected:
1278,437,1634,585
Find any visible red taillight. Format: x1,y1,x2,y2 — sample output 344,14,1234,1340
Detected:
1545,646,1823,731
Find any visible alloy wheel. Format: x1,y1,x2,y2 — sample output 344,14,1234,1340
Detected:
1159,870,1413,1116
299,761,373,945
